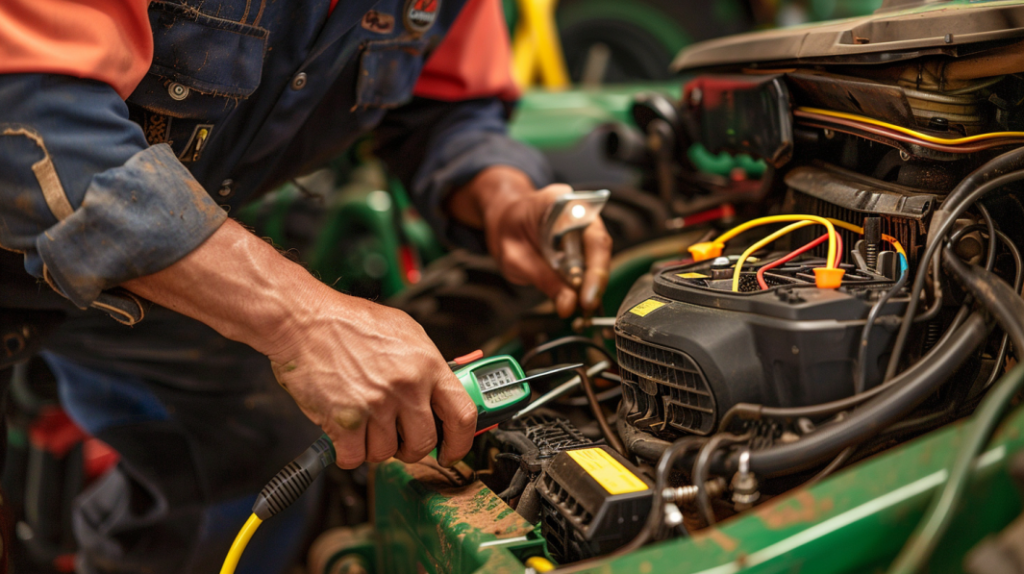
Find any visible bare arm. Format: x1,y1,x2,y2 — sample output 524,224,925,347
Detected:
124,218,477,468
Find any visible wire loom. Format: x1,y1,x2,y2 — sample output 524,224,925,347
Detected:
795,107,1024,154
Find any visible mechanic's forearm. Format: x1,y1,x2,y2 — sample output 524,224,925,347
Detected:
122,218,329,357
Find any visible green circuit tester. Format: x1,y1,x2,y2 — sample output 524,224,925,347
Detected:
223,353,582,572
250,352,584,523
452,352,531,432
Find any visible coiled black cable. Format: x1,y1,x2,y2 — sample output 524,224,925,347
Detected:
885,169,1024,381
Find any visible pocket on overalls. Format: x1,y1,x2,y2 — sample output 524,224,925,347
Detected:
355,38,432,109
126,1,268,163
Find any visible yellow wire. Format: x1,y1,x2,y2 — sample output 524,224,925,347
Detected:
526,556,557,572
731,221,816,292
220,513,262,574
798,107,1024,145
715,214,839,268
826,218,908,258
723,216,911,292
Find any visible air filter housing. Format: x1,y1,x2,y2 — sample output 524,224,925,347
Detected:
614,260,906,439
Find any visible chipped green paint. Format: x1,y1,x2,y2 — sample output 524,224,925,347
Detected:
373,460,546,574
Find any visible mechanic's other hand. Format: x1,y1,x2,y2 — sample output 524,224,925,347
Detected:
265,288,477,469
451,167,612,318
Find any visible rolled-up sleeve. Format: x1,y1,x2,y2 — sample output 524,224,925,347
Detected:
0,74,226,308
374,0,551,249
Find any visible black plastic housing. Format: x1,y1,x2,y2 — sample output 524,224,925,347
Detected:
615,264,907,438
536,446,653,562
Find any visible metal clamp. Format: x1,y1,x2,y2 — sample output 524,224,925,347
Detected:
540,189,610,288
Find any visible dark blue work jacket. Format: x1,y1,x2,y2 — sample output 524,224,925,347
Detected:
0,0,549,311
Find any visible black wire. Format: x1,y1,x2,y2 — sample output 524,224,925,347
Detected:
884,169,1024,381
855,260,908,394
942,247,1024,355
692,433,748,525
904,146,1024,335
615,437,706,556
943,146,1024,210
911,257,944,326
520,336,616,369
804,445,856,487
497,467,530,500
942,216,1017,394
978,204,998,272
563,385,622,406
910,207,996,334
578,366,626,456
982,229,1023,391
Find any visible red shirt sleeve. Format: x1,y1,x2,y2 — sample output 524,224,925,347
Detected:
0,0,153,100
413,0,521,102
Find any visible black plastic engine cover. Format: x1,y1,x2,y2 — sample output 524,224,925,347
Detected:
614,264,907,438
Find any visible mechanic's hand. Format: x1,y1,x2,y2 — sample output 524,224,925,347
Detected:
266,288,477,469
450,166,612,318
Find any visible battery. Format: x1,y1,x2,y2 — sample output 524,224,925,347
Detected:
536,445,653,562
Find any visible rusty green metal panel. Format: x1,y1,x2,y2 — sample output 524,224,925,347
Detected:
370,404,1024,574
373,459,548,574
571,417,1024,574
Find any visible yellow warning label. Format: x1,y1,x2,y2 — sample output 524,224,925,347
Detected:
567,448,649,495
629,299,665,317
678,272,708,279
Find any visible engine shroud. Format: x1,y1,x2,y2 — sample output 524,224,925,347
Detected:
614,263,906,438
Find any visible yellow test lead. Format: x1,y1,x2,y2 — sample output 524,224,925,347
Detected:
220,513,263,574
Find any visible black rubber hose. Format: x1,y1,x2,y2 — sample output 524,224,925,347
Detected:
616,415,672,461
943,248,1024,355
723,312,989,476
885,169,1024,380
717,305,972,430
491,429,540,456
937,146,1024,227
497,467,530,501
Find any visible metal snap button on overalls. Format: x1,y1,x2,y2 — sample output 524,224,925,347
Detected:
291,73,308,90
168,82,190,101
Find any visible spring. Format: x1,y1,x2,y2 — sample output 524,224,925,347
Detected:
923,321,942,352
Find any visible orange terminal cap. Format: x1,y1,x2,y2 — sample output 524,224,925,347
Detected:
813,267,846,289
688,242,724,262
454,349,484,365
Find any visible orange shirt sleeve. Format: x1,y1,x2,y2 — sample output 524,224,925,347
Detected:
0,0,153,100
413,0,521,102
